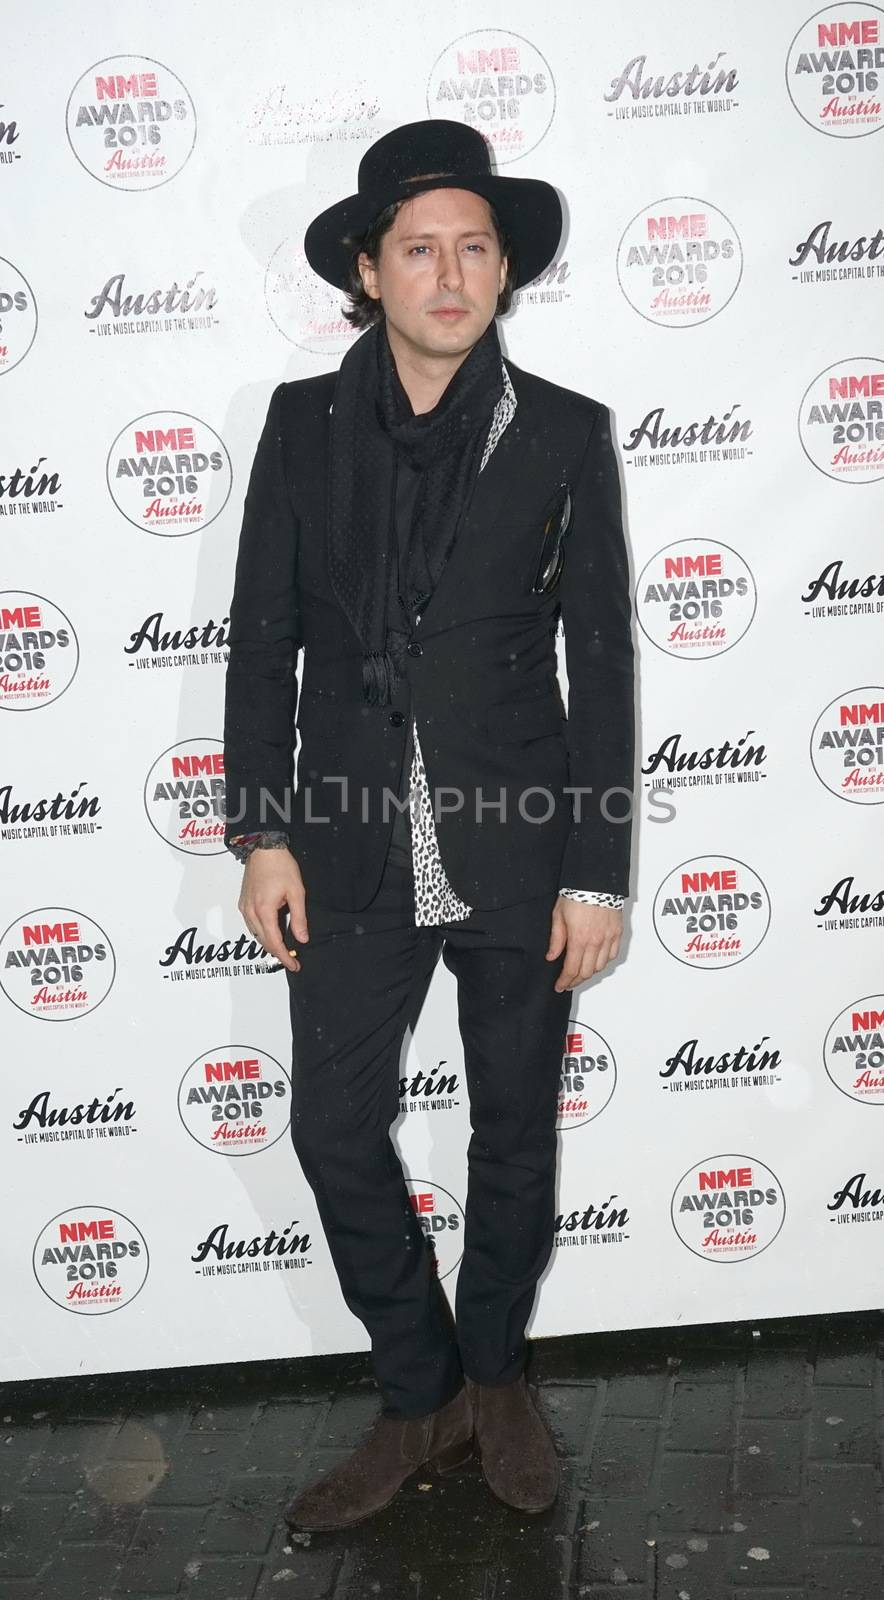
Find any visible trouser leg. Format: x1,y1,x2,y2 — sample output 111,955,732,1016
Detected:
440,891,572,1386
285,829,462,1420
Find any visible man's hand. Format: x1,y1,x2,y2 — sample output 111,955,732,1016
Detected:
238,848,309,974
546,897,623,991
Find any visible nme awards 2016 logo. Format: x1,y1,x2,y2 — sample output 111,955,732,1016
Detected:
107,413,232,535
798,358,884,481
406,1179,464,1279
557,1023,616,1129
616,198,742,326
0,908,116,1020
636,540,756,658
810,687,884,802
786,5,884,137
426,30,555,162
144,739,227,854
33,1206,148,1313
178,1048,291,1155
0,593,78,710
824,995,884,1102
66,57,196,189
671,1156,786,1261
264,240,359,356
653,856,771,969
0,258,37,375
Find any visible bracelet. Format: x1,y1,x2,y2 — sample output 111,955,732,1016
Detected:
227,830,292,864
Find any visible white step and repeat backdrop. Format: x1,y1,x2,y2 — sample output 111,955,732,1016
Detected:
3,1,883,1382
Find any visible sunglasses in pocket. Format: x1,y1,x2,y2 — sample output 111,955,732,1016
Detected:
532,483,573,594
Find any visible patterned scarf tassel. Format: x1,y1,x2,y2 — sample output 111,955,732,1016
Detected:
362,647,398,706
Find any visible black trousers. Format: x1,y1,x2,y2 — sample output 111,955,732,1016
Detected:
284,783,572,1419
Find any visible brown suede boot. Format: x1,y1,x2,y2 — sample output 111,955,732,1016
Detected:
466,1373,559,1513
283,1384,474,1532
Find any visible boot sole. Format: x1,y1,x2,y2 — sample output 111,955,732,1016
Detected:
283,1433,475,1533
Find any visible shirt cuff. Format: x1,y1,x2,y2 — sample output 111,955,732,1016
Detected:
559,887,624,909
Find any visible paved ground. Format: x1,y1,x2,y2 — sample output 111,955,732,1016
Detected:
1,1311,882,1600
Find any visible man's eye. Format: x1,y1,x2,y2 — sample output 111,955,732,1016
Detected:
409,245,429,255
465,243,485,252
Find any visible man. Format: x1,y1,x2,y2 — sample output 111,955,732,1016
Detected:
222,119,635,1531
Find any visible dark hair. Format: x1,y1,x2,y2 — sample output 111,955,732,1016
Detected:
341,194,517,329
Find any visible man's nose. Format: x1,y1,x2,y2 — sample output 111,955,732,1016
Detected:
438,247,464,292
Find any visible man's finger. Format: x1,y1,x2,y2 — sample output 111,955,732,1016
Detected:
288,891,309,944
253,902,301,972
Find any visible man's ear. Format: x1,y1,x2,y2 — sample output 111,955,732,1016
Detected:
499,254,508,294
357,251,381,301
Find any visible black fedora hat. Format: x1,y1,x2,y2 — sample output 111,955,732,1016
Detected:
303,118,563,293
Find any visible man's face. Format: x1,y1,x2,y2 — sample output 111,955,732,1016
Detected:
358,187,507,359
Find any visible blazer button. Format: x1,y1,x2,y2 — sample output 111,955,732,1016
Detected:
389,710,405,726
407,641,423,657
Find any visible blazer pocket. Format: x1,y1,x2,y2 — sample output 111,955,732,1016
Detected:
485,693,566,744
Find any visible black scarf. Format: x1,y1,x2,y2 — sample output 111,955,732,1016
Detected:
327,317,504,705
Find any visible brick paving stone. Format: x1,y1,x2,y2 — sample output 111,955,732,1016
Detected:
534,1383,600,1458
806,1461,882,1545
727,1496,809,1588
652,1531,733,1598
199,1474,290,1558
668,1381,737,1453
805,1546,884,1598
658,1450,732,1532
143,1427,248,1507
737,1418,804,1496
743,1350,810,1420
252,1542,342,1600
185,1555,264,1599
310,1391,378,1450
117,1505,209,1593
809,1387,879,1464
574,1496,652,1586
582,1418,657,1496
603,1374,670,1418
40,1540,124,1598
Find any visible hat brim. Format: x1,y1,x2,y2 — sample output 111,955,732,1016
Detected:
303,173,563,294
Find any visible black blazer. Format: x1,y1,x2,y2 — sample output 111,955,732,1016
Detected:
222,357,635,912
